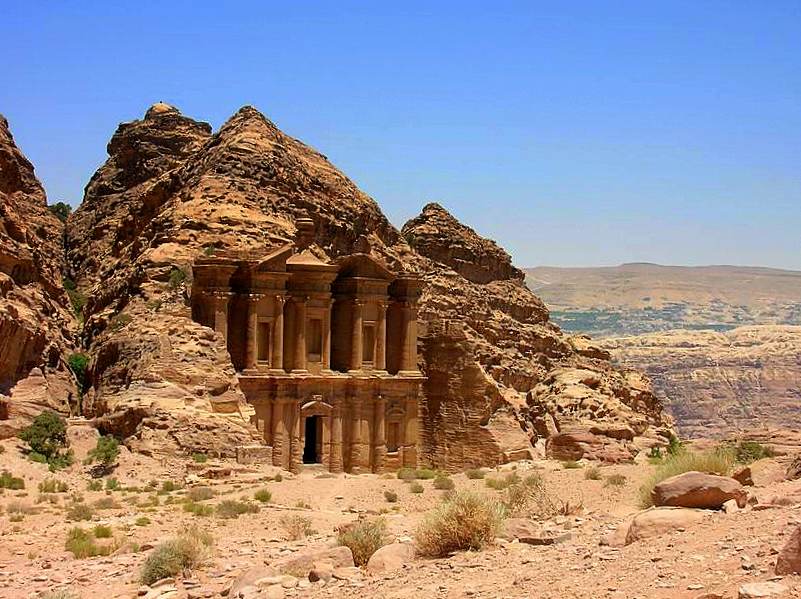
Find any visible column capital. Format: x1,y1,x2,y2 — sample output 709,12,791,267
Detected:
246,292,265,302
208,289,234,299
274,294,287,306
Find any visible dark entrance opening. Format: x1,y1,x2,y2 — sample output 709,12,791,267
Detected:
303,416,321,464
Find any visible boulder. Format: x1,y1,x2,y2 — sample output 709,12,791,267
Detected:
786,454,801,481
366,543,415,573
732,466,754,486
274,545,354,578
499,518,540,541
775,524,801,575
738,582,788,598
651,471,747,509
624,507,706,545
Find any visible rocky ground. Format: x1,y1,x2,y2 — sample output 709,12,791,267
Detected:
2,427,801,599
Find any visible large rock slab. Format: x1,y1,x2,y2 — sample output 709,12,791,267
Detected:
775,524,801,575
625,507,706,545
366,543,415,573
738,582,788,598
651,471,747,509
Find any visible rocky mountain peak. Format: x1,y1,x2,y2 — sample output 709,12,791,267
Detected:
402,202,524,284
0,114,46,201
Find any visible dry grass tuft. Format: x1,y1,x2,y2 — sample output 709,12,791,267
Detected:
280,514,315,540
638,449,735,508
139,526,213,585
337,518,389,566
415,490,504,558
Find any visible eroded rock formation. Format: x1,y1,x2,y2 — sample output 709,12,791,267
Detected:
59,103,669,463
0,115,77,436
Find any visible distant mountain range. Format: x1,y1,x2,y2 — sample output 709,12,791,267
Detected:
525,263,801,337
524,263,801,439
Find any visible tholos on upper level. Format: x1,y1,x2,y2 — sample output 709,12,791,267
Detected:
190,219,424,474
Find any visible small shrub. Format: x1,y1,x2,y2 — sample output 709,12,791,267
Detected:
139,526,213,585
638,449,735,508
187,486,214,502
191,452,208,463
39,478,68,493
105,478,120,491
93,496,120,510
409,481,424,494
667,434,684,456
48,201,72,222
109,313,133,332
40,590,80,599
605,474,627,487
19,412,71,469
337,518,389,566
415,491,504,557
433,476,455,491
86,480,102,491
485,472,520,491
216,500,259,519
647,446,663,460
67,353,89,391
561,460,582,469
135,516,151,526
465,468,486,480
183,502,214,516
416,468,437,480
88,436,120,472
584,466,602,481
273,473,283,482
253,488,272,503
384,489,398,503
67,503,94,521
732,441,775,464
280,514,315,540
92,524,113,538
397,467,417,481
7,501,35,515
65,527,102,558
168,267,187,290
0,471,25,490
159,480,181,494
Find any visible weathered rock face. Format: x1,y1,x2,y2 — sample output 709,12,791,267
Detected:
64,103,670,462
651,471,747,510
0,115,76,437
602,325,801,439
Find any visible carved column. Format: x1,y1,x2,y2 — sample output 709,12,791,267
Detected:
293,297,307,373
245,293,261,371
330,406,343,473
322,299,332,371
350,299,363,371
211,291,232,345
375,302,387,371
290,403,302,473
272,400,285,468
402,395,418,467
399,302,418,373
373,395,386,472
272,295,285,372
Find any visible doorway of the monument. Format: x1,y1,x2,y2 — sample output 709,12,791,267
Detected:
303,415,322,464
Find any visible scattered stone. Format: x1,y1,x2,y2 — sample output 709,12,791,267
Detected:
733,466,754,486
738,581,788,598
625,507,706,545
366,543,416,573
775,525,801,575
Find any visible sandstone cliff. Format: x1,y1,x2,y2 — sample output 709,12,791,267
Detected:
63,103,670,463
603,325,801,440
0,115,77,437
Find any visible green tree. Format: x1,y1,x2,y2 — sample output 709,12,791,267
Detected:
47,201,72,222
19,412,72,469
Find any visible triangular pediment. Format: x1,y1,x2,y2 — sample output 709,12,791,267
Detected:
335,253,396,280
255,243,294,272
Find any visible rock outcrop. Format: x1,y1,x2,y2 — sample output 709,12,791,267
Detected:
603,325,801,439
61,103,670,463
651,472,747,510
0,115,76,437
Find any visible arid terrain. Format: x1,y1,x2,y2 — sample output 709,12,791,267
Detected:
524,264,801,439
3,428,801,599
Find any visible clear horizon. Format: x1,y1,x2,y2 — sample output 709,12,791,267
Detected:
3,1,800,270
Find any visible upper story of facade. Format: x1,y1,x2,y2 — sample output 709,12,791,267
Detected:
190,219,422,378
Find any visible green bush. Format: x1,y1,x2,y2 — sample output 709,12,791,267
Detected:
732,441,775,464
416,468,437,480
561,460,582,469
485,472,520,491
105,478,120,491
397,467,417,481
337,518,389,566
0,471,25,490
139,527,213,585
86,480,102,491
67,353,90,390
38,478,68,493
465,468,486,480
88,436,120,470
187,486,214,502
253,488,272,503
19,412,72,469
66,503,94,522
183,502,214,516
92,524,113,538
65,527,112,558
191,452,208,463
433,476,455,491
168,267,187,290
638,449,735,508
383,489,399,503
216,500,259,519
409,482,424,494
159,480,181,494
135,516,151,526
415,491,504,557
48,201,72,223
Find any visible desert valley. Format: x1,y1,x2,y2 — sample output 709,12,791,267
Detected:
1,102,800,599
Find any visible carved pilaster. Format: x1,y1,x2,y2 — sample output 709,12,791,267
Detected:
292,296,308,373
245,293,263,371
272,295,286,372
350,299,364,372
373,395,387,472
375,301,387,371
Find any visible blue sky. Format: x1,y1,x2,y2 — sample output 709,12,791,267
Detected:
3,1,800,269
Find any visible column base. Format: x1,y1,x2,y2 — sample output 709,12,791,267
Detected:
397,370,424,378
290,369,309,375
